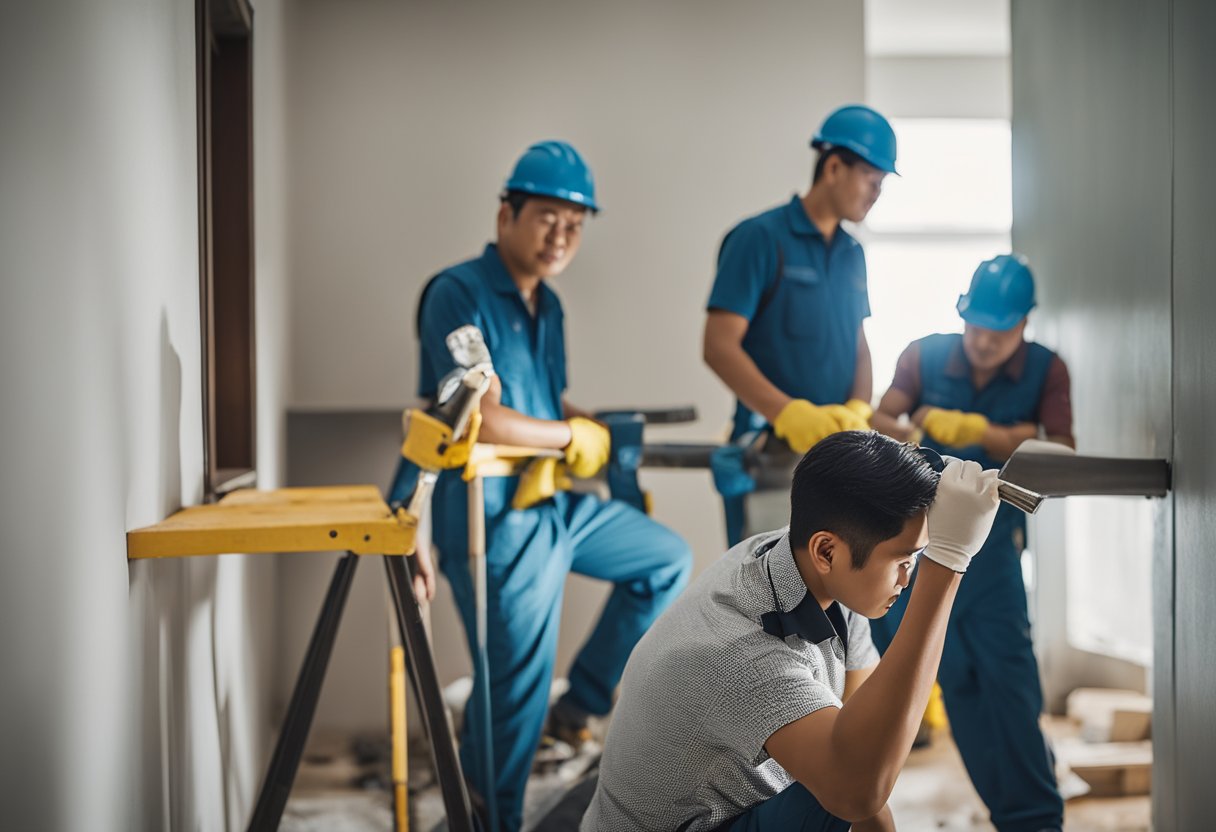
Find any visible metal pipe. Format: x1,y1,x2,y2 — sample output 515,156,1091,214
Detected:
996,448,1171,514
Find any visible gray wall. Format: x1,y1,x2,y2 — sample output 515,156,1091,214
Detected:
1168,1,1216,828
279,0,867,733
1012,0,1216,827
1012,0,1167,708
0,1,290,828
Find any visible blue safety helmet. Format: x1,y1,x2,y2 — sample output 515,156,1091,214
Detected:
503,140,599,213
811,104,899,175
956,254,1037,331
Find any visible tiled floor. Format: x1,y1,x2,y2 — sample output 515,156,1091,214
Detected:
284,717,1150,831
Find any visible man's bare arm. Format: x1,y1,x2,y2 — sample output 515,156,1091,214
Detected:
850,326,873,405
703,310,790,423
477,375,573,449
765,561,960,821
871,387,918,443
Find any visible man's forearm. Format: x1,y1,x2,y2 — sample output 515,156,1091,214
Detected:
478,399,573,450
980,422,1038,461
704,339,790,423
829,561,960,803
871,410,917,442
850,329,873,404
852,803,895,832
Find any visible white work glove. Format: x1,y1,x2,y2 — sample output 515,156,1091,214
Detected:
923,458,1001,573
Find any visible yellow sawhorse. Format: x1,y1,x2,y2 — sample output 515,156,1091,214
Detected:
128,485,477,832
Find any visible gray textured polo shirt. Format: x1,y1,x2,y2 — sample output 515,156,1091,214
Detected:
582,528,880,832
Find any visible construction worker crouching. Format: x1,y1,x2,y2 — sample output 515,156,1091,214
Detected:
584,432,1003,831
869,254,1072,832
703,104,896,546
412,140,692,832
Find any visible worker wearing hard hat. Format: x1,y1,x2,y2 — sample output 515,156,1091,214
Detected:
870,254,1072,832
412,141,692,831
703,104,896,545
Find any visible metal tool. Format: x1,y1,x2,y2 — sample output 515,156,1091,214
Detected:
915,440,1171,514
381,330,497,832
995,439,1170,513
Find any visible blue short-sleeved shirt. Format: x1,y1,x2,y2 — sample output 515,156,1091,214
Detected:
417,243,567,517
418,243,566,419
707,195,870,437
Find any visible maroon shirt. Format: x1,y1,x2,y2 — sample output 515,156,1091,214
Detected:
889,339,1074,441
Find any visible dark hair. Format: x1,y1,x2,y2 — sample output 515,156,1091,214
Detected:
500,189,595,218
501,189,531,218
789,432,939,568
812,146,863,184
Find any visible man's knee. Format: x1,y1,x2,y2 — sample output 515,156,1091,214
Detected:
654,529,693,591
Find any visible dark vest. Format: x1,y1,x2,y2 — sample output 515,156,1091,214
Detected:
917,333,1056,552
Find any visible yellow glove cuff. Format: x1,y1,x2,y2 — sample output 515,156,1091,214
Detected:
843,398,874,423
512,457,572,510
922,408,989,447
565,417,611,478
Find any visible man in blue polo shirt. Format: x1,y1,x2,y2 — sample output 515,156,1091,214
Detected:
411,141,692,832
870,254,1072,832
703,105,897,545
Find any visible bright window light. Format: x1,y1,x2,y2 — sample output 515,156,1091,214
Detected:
863,238,1009,395
1065,497,1154,666
865,118,1012,234
855,117,1012,401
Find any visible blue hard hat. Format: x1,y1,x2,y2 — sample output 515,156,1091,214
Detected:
956,254,1037,331
811,104,899,175
503,140,599,212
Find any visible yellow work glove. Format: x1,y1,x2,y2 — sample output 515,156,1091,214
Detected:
921,408,990,447
772,399,839,454
512,457,572,510
821,398,873,432
564,417,611,478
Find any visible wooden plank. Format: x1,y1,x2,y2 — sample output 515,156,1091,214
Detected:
1057,738,1152,797
1066,688,1152,742
127,486,414,558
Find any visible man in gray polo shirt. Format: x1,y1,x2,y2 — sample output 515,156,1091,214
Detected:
582,432,1001,831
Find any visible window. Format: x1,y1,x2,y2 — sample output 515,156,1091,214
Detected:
855,118,1012,397
198,0,256,496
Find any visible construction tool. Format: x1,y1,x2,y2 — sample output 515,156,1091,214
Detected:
911,440,1171,513
126,354,490,832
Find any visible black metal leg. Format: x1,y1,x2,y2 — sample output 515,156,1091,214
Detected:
385,555,478,832
247,552,360,832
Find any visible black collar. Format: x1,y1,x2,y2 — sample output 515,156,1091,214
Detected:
755,535,849,649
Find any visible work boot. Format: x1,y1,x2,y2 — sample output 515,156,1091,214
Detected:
534,698,596,771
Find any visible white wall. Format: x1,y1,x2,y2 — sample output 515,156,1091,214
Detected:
0,1,289,828
280,0,865,730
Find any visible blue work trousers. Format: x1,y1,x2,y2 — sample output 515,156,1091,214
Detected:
437,490,691,832
716,783,850,832
869,534,1064,832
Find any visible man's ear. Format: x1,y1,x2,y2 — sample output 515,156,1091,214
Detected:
806,531,840,575
822,153,845,184
496,201,513,236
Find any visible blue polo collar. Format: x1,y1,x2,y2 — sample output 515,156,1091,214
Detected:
480,243,560,314
783,195,857,251
480,243,522,296
944,338,1030,383
783,195,821,238
757,533,848,647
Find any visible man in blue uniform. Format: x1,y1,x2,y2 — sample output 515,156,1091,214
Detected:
411,140,692,831
703,105,897,545
870,254,1072,832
